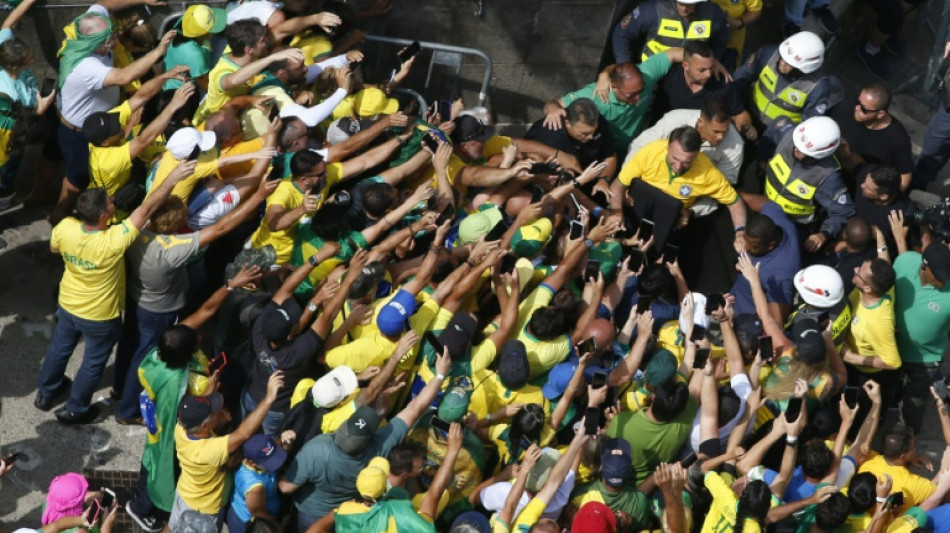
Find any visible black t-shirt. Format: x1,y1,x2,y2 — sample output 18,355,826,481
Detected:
832,106,914,175
248,301,324,413
524,115,615,167
854,188,922,254
653,63,744,119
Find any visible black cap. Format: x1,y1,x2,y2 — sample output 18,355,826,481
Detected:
258,299,302,345
498,340,530,389
923,244,950,284
82,111,123,146
178,393,223,428
450,115,491,144
437,313,478,359
333,405,381,456
791,318,825,364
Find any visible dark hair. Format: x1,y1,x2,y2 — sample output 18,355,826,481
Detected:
527,307,565,340
509,404,545,453
0,38,32,72
566,98,600,126
75,188,109,224
6,104,46,158
551,289,580,329
226,19,267,57
245,516,281,533
362,182,394,218
157,89,200,138
348,261,384,300
684,40,714,60
430,257,456,284
746,214,780,246
314,0,354,40
806,405,842,442
882,425,914,459
736,326,757,360
609,62,641,85
868,164,901,199
800,438,835,479
717,385,741,427
735,480,772,533
309,202,350,241
638,264,672,298
158,324,199,369
669,126,702,153
868,258,896,294
290,149,325,177
387,441,424,475
848,472,878,513
652,381,689,422
864,82,892,111
815,492,850,530
844,216,873,251
700,98,731,124
278,117,308,151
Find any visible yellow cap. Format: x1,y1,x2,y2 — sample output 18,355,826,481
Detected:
353,88,399,117
181,5,227,39
356,457,391,500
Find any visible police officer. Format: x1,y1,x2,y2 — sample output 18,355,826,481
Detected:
764,116,855,254
734,31,831,158
611,0,729,65
786,265,852,349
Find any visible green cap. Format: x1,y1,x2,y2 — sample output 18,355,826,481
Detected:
437,386,472,422
589,241,622,278
458,207,502,244
510,217,552,258
225,245,277,280
644,349,677,387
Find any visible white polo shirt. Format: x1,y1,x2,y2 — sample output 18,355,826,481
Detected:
57,4,119,128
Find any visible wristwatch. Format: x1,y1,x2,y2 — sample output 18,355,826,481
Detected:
584,238,594,249
734,225,746,233
307,302,318,313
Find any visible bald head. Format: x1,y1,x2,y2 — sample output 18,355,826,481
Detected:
78,14,108,36
584,318,616,353
205,111,242,147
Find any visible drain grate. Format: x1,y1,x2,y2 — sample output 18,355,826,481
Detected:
82,469,140,531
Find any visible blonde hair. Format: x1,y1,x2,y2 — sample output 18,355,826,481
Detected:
763,351,825,401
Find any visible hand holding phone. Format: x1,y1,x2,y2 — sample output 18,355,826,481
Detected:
785,397,803,424
100,488,115,509
758,336,774,363
637,219,654,242
693,348,711,369
425,331,445,357
569,220,585,240
431,416,451,432
186,144,201,162
529,162,559,175
883,492,904,511
705,293,725,315
207,352,228,375
500,254,517,275
485,220,508,241
584,406,600,435
844,386,860,409
591,370,608,390
40,77,55,97
636,295,652,315
583,260,601,282
398,41,421,64
579,337,597,357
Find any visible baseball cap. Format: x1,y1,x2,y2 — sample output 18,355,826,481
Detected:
166,127,216,160
352,88,399,117
510,217,553,258
525,448,561,493
734,313,764,339
458,207,503,244
572,502,617,533
312,366,359,408
458,106,496,138
179,4,227,38
334,406,381,456
178,393,223,428
242,434,287,471
355,457,390,500
450,114,492,144
376,289,416,337
82,111,122,146
600,438,633,488
791,318,825,364
497,340,530,389
258,299,303,345
171,510,217,533
542,361,577,400
644,349,677,387
923,243,950,284
452,512,491,533
225,245,278,281
437,386,472,422
437,313,478,359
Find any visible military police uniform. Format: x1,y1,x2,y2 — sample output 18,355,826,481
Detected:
611,0,730,64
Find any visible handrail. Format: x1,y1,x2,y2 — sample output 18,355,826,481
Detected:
364,34,492,107
391,87,427,114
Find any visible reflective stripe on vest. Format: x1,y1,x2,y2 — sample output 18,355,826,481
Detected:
752,51,816,126
642,1,713,60
764,133,838,222
786,302,852,349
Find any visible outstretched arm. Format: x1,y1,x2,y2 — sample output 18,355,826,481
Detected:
179,266,262,330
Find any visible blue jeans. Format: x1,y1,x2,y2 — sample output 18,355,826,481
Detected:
241,391,284,437
38,306,123,414
914,107,950,189
784,0,830,26
114,303,179,419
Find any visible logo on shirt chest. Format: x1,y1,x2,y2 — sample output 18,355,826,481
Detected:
852,316,859,325
929,302,941,313
679,185,693,197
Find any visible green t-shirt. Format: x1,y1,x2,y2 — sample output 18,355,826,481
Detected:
561,52,672,157
606,396,698,485
163,40,211,91
893,252,950,364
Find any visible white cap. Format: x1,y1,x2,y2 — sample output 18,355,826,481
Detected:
312,366,359,408
166,127,216,160
679,292,709,333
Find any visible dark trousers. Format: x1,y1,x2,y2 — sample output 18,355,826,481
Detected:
114,303,179,419
901,362,943,434
128,463,170,521
57,122,90,189
914,106,950,189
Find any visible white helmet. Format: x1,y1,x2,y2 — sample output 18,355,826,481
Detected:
793,265,844,308
792,116,840,159
676,0,707,4
779,31,825,74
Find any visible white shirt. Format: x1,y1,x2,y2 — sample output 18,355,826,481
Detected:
689,373,753,452
227,0,281,25
57,5,118,127
480,468,574,520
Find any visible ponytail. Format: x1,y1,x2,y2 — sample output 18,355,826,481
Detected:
736,480,772,532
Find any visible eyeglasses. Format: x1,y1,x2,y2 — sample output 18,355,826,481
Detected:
855,98,883,115
856,260,872,287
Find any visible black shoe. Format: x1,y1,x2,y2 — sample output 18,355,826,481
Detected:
813,7,839,34
126,502,164,533
782,20,802,39
109,388,121,402
34,377,72,411
55,404,99,425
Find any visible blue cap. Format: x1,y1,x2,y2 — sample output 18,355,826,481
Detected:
542,361,577,400
376,289,416,337
451,511,491,533
600,438,632,488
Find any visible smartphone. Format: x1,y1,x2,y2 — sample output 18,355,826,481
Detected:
100,488,115,509
529,162,559,175
309,184,322,196
584,406,600,435
845,386,860,409
569,220,585,240
268,102,280,122
519,436,533,451
485,219,508,241
91,500,103,526
425,331,445,357
883,492,905,511
40,77,55,97
758,336,774,363
693,348,711,369
690,325,707,343
186,144,201,162
591,370,608,390
436,205,455,226
637,219,654,242
662,242,679,264
422,132,441,152
934,379,950,404
681,452,698,469
398,40,421,63
530,186,544,203
2,452,21,464
579,337,597,357
785,397,803,424
266,157,284,181
627,249,645,272
437,99,452,123
569,193,582,214
636,295,652,315
207,352,228,375
334,190,351,205
431,416,451,432
258,352,277,374
557,171,574,186
605,386,617,408
705,293,725,315
500,253,517,275
584,260,601,282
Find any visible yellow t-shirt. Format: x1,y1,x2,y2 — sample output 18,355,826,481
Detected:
514,283,570,378
846,288,901,372
52,218,139,321
148,150,222,202
843,512,872,533
249,179,307,265
417,135,512,190
193,56,265,126
617,139,739,209
702,471,765,533
88,101,134,195
468,371,551,420
711,0,762,53
417,307,499,384
290,32,333,65
173,424,231,514
858,453,935,514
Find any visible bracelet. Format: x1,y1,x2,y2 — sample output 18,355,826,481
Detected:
225,280,234,291
786,436,799,445
383,215,392,226
593,207,603,218
434,372,446,381
734,225,746,233
876,496,887,503
877,245,887,253
486,413,493,423
309,255,319,267
465,258,477,267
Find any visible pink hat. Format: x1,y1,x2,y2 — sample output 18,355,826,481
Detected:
42,473,88,525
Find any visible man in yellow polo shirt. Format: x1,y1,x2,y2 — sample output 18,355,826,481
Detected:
36,160,196,425
610,125,748,252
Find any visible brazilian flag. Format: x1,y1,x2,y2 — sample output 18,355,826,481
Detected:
334,499,435,533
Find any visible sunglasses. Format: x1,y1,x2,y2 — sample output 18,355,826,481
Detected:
855,98,883,115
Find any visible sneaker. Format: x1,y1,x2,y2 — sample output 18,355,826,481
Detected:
55,404,100,425
884,38,906,57
813,7,840,34
782,20,802,38
33,377,73,411
856,46,891,77
0,190,13,210
126,502,164,533
115,415,144,426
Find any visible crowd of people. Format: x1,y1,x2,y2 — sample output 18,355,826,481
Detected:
5,0,950,531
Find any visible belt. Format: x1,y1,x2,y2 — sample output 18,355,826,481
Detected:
58,113,82,133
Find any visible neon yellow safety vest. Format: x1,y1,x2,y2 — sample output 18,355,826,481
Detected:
786,300,852,350
752,51,818,128
764,132,839,223
642,0,714,61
